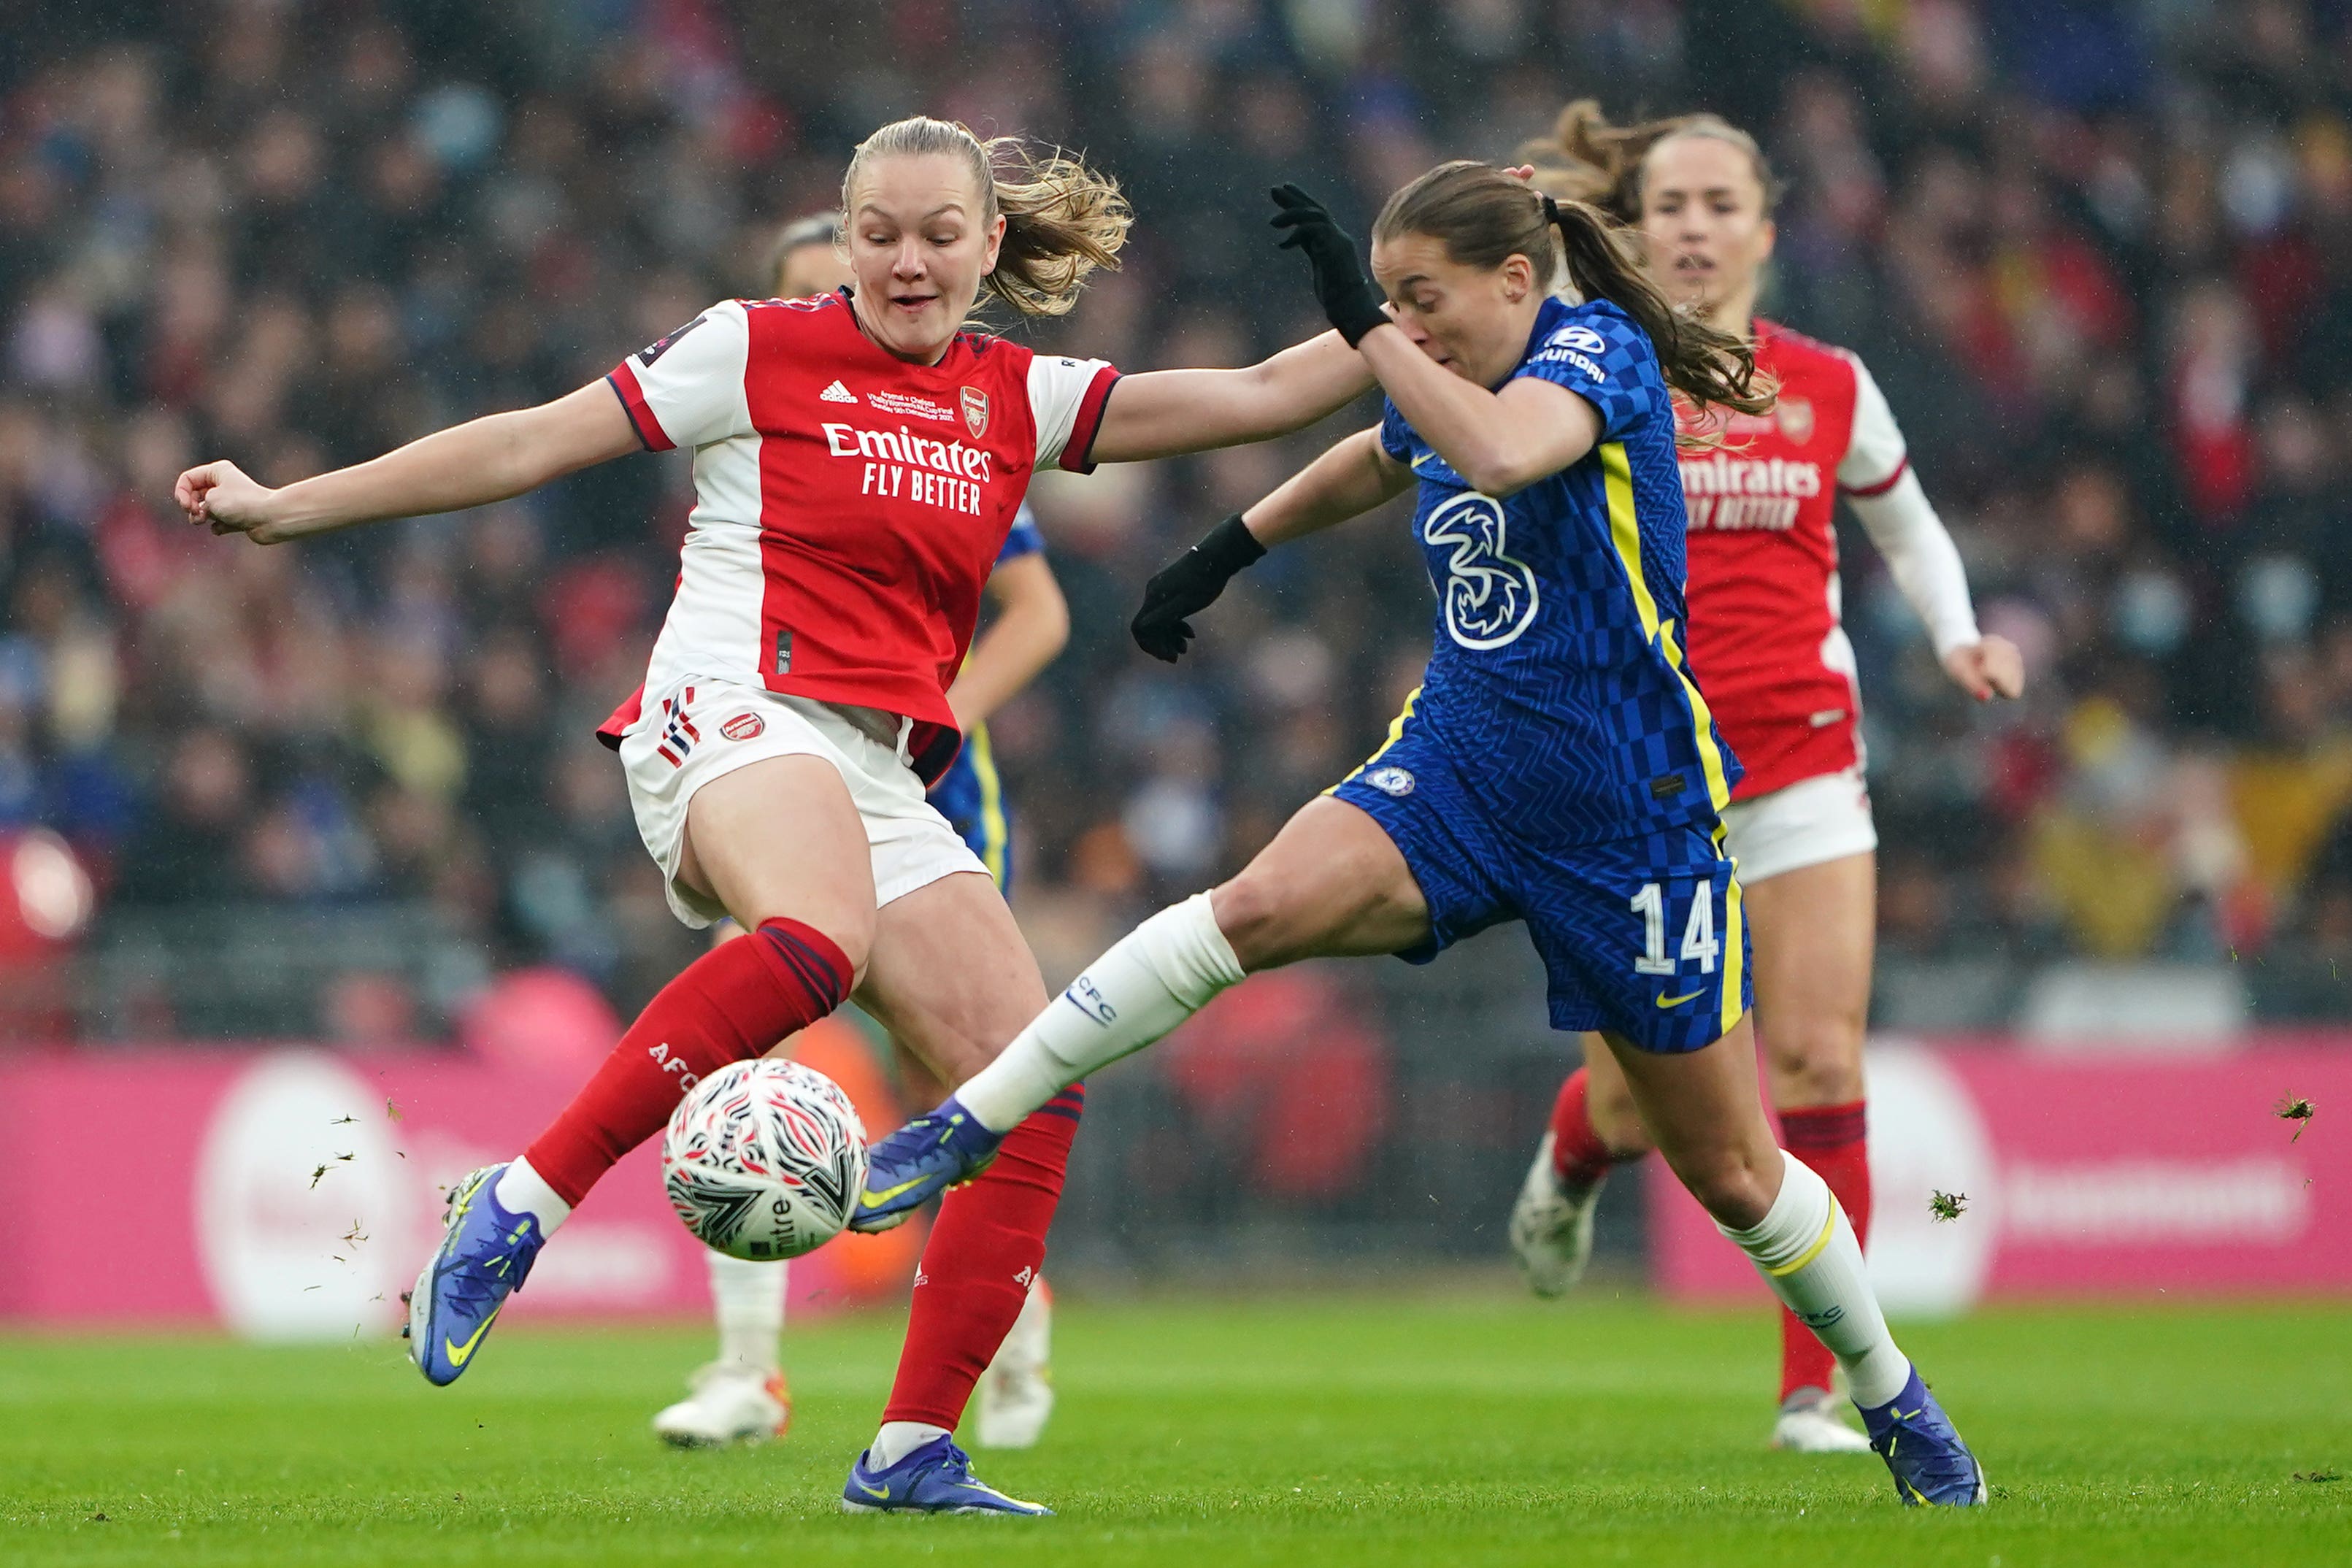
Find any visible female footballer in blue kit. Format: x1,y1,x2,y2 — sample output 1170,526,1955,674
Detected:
858,162,1987,1507
651,216,1067,1454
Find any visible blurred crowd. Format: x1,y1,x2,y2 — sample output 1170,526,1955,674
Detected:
4,0,2352,1040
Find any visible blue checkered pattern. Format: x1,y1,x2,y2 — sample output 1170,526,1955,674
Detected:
1332,713,1750,1050
1375,296,1740,849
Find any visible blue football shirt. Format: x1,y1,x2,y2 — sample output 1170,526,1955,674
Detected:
1375,296,1742,847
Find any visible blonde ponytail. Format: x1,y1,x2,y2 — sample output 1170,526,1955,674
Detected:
1516,99,1780,224
843,116,1131,320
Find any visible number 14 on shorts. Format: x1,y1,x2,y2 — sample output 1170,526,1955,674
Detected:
1630,879,1720,976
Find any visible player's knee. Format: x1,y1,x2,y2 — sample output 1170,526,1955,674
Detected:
1764,1017,1866,1106
736,903,875,987
1209,872,1291,970
1676,1145,1778,1231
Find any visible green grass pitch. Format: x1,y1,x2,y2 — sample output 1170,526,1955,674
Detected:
3,1291,2346,1566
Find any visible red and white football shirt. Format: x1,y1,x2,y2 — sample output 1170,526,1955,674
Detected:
598,291,1115,782
1677,320,1908,800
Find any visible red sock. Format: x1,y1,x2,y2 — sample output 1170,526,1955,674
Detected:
1547,1067,1642,1189
1777,1099,1870,1402
522,918,850,1206
883,1083,1085,1429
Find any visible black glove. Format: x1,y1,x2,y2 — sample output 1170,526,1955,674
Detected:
1269,183,1390,347
1131,514,1267,662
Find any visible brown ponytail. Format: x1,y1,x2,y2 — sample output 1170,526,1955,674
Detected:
1517,99,1780,225
842,116,1132,320
1372,161,1772,426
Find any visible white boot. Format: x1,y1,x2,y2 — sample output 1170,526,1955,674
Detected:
1508,1133,1603,1298
1770,1386,1872,1453
652,1361,791,1448
974,1277,1056,1450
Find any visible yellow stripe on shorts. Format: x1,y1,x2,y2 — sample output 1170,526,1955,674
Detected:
1327,685,1422,795
1713,821,1747,1037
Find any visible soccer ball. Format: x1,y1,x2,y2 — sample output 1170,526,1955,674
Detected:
661,1059,869,1260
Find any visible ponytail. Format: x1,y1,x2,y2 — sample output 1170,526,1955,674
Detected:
1517,99,1780,225
1539,191,1772,423
843,116,1131,320
983,137,1133,318
1373,161,1772,428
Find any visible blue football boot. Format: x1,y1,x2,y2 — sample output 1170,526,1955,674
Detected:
848,1096,1003,1233
841,1434,1051,1515
1860,1367,1988,1506
401,1164,546,1386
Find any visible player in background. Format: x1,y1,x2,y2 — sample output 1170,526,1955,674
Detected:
856,163,1988,1507
653,214,1065,1453
1501,104,2024,1454
175,115,1383,1516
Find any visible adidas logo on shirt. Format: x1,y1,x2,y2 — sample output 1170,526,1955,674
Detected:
820,380,857,404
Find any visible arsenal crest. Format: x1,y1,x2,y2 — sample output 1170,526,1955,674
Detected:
1775,396,1815,445
960,385,990,439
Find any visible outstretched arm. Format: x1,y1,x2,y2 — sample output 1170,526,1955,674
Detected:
1848,473,2024,702
1242,426,1411,546
1837,355,2023,703
174,380,642,544
1087,329,1375,464
1131,426,1410,661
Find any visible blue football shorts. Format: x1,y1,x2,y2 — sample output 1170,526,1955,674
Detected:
1329,715,1751,1053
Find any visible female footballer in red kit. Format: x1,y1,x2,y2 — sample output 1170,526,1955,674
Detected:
174,115,1376,1515
1502,105,2024,1453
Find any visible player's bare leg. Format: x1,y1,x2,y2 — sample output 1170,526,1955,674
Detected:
855,871,1048,1087
1745,852,1877,1452
1212,795,1438,965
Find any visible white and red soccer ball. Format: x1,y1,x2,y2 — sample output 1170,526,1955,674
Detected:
661,1060,868,1260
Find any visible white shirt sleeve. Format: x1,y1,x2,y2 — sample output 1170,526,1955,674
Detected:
1848,467,1983,660
1026,353,1119,473
608,300,753,452
1832,350,1980,658
1836,352,1909,496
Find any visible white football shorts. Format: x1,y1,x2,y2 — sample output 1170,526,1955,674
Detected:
1719,764,1878,886
618,679,986,929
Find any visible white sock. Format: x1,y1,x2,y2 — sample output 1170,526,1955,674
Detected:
493,1156,572,1236
1719,1150,1912,1409
707,1252,786,1374
956,893,1246,1132
870,1420,950,1467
